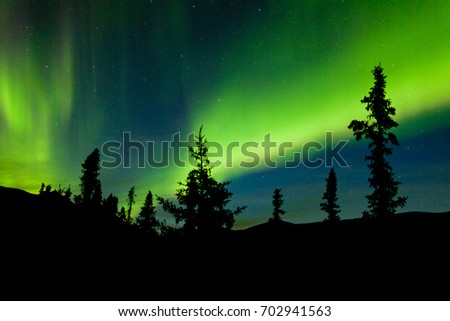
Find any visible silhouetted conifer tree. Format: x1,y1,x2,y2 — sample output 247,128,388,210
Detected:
75,148,102,208
135,191,159,235
157,126,246,234
102,193,119,217
118,206,127,222
126,186,136,224
55,184,72,201
63,186,72,200
158,220,177,238
270,188,286,222
348,64,407,218
39,183,52,195
37,183,73,207
320,168,341,222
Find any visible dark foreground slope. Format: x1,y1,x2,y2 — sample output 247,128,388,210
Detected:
1,186,450,300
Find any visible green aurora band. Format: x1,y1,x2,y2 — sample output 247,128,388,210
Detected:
189,1,450,180
0,1,74,191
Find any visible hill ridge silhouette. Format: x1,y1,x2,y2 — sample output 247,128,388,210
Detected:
1,185,450,301
3,185,448,230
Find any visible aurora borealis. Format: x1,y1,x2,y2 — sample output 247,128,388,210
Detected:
1,1,449,228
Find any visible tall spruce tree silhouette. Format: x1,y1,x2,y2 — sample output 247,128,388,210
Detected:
135,191,159,236
270,188,286,222
157,126,246,234
75,148,102,208
320,168,341,222
348,64,407,218
118,206,127,222
102,193,119,217
126,186,136,224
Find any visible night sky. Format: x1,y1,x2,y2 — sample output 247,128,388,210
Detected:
1,0,449,228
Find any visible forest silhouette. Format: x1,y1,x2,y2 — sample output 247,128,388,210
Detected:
1,65,449,300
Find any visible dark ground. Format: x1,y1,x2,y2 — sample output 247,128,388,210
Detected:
1,186,449,301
